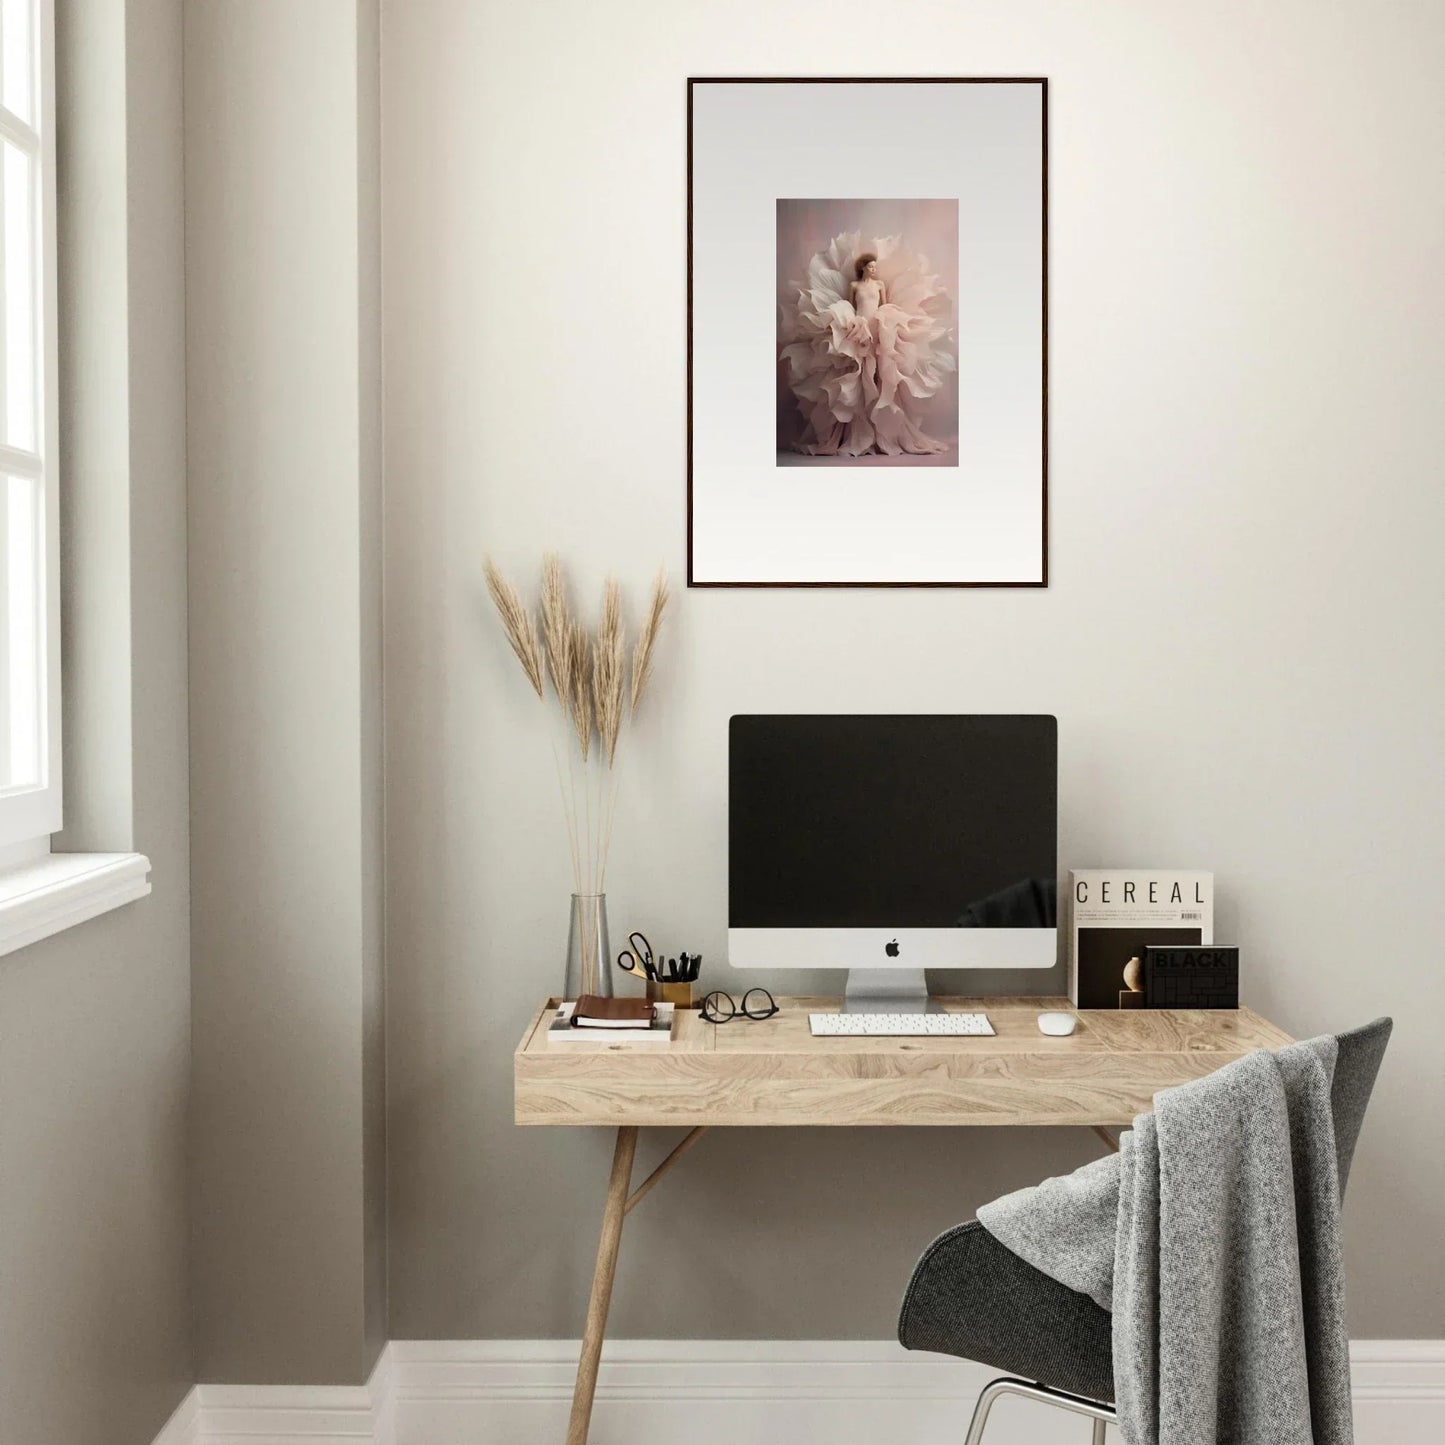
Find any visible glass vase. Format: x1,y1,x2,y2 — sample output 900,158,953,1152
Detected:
564,893,612,1000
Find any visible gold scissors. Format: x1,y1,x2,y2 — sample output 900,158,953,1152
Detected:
616,931,657,982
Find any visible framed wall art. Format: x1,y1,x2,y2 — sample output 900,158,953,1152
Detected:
687,78,1048,587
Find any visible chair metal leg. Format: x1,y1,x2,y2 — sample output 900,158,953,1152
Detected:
963,1377,1117,1445
962,1379,1010,1445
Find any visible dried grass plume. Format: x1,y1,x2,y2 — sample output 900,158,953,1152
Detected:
567,618,593,762
484,558,544,699
482,554,670,895
592,578,625,766
630,570,669,713
540,553,572,705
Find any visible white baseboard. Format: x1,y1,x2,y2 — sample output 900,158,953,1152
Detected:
1350,1341,1445,1445
150,1351,393,1445
152,1338,1445,1445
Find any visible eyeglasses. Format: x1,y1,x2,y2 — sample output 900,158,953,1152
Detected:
700,988,779,1024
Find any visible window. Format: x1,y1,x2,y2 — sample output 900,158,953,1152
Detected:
0,0,149,951
0,0,57,854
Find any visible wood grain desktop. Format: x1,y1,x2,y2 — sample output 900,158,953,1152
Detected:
514,995,1293,1444
515,995,1292,1128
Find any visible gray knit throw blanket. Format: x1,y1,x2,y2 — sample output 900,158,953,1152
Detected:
977,1038,1353,1445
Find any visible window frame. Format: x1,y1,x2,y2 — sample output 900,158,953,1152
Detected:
0,0,150,958
0,0,60,851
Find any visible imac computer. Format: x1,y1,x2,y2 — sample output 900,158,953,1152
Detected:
728,714,1058,1013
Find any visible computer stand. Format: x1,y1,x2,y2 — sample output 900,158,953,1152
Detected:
841,968,941,1014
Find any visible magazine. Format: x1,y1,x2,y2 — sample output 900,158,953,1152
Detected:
1069,870,1213,1009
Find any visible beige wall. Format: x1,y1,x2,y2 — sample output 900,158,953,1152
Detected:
382,0,1445,1342
187,0,386,1385
0,3,192,1444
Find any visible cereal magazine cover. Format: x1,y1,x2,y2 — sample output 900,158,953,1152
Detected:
1069,870,1213,1009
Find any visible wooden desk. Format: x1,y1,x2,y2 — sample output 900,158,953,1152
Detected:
514,995,1292,1444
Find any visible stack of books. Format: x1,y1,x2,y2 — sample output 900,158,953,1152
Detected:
545,997,676,1045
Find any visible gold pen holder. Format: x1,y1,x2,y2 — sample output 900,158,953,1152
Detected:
647,979,694,1009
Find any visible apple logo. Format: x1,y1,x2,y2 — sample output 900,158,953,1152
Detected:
885,938,900,957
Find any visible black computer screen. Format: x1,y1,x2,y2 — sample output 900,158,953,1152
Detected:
728,715,1057,929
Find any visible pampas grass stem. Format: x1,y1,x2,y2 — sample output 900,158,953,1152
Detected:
630,569,669,713
593,578,625,767
483,555,668,905
484,559,544,699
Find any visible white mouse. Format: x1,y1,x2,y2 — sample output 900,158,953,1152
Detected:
1037,1011,1078,1037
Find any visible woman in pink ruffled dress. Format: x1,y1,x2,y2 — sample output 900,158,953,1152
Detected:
780,232,956,457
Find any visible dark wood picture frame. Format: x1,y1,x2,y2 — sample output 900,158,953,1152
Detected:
686,76,1049,589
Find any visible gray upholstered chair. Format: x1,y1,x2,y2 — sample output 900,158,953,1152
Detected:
898,1018,1392,1443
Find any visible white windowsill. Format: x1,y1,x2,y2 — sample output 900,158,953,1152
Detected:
0,851,151,958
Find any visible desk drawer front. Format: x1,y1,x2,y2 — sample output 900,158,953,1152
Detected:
514,1048,1250,1127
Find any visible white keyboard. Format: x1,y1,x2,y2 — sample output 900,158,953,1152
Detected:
808,1011,995,1038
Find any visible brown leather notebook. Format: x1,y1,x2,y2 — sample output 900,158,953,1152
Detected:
572,995,655,1028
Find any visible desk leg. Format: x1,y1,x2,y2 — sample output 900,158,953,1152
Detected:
566,1125,638,1445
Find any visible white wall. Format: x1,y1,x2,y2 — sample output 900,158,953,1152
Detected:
382,0,1445,1341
